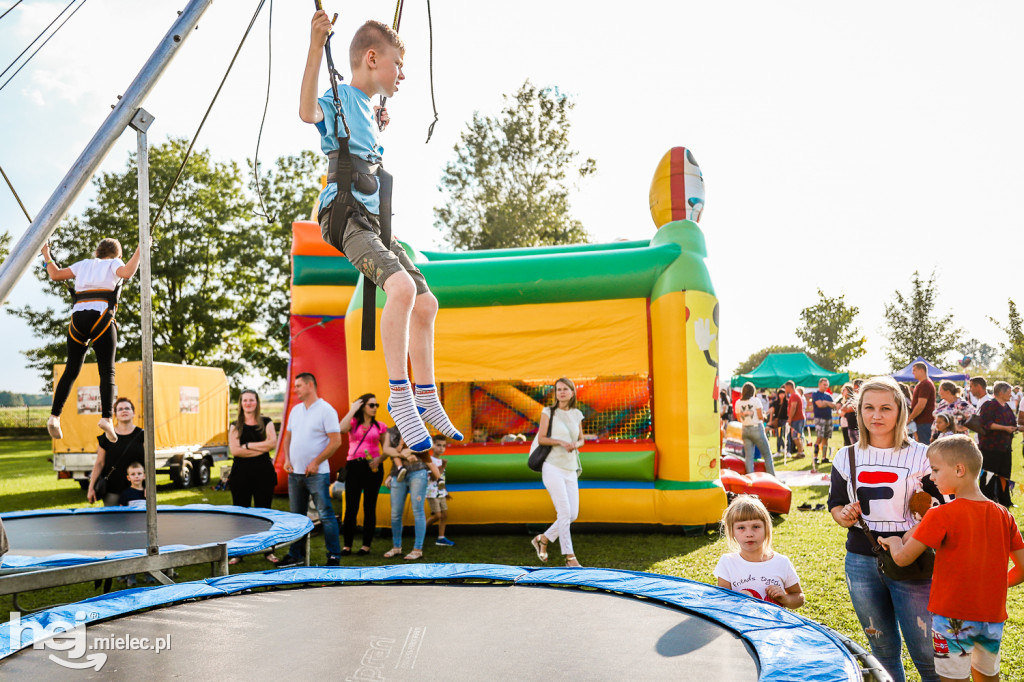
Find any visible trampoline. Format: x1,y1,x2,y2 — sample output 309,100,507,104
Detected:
0,564,862,681
0,505,311,569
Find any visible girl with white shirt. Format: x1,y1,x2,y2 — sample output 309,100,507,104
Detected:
41,238,142,443
734,382,776,475
530,377,585,567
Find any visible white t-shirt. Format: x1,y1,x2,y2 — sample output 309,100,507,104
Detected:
714,552,799,605
426,455,446,498
734,398,763,427
69,258,125,313
972,393,992,410
831,441,931,534
286,398,341,474
534,407,584,473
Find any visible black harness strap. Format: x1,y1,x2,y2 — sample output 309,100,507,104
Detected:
361,169,393,351
67,282,122,346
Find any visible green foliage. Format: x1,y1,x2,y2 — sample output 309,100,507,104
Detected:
245,151,327,382
7,139,294,390
795,289,866,371
959,337,998,372
0,231,10,261
990,299,1024,384
732,344,833,378
0,390,24,407
435,80,596,250
882,270,963,370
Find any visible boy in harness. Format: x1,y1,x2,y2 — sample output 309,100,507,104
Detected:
40,238,142,443
299,10,462,452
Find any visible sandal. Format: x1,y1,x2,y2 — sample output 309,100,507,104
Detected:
566,556,582,568
531,535,549,563
403,550,423,561
263,552,280,564
383,547,403,558
357,547,371,556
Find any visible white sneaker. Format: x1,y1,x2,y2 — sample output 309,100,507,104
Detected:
98,418,118,443
46,415,63,440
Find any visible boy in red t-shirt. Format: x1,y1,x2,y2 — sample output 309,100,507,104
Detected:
880,435,1024,682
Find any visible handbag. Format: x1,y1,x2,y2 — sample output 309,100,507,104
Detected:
93,466,114,498
528,407,557,472
963,414,987,435
848,449,934,581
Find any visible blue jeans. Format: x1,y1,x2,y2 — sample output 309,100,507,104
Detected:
741,424,776,475
916,422,932,445
390,468,428,550
288,472,342,559
844,552,937,682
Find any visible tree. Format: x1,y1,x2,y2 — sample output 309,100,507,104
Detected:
244,151,327,382
0,231,10,261
8,139,277,390
795,289,866,371
732,344,833,378
959,338,998,372
0,390,24,407
990,299,1024,383
435,80,596,250
882,271,962,370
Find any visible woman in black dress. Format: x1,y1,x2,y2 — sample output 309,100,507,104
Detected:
227,390,280,565
87,397,144,506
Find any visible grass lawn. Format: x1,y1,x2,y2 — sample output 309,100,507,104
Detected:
2,433,1023,681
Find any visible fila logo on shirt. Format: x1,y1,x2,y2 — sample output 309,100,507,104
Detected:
854,464,911,522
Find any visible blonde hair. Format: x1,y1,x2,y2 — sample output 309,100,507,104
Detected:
95,238,122,259
855,376,912,450
721,495,773,553
350,20,405,71
928,435,982,475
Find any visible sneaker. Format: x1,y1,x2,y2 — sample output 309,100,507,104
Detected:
47,415,63,439
277,555,302,568
396,467,407,482
435,537,455,547
325,556,341,567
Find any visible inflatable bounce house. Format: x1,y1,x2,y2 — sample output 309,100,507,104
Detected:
279,147,729,529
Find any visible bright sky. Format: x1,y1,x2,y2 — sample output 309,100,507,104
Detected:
0,0,1020,393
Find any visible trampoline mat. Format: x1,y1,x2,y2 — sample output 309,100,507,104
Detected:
0,584,759,679
3,512,272,557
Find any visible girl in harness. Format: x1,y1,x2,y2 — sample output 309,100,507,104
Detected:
41,238,142,443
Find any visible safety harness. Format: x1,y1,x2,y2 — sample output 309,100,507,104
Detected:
67,283,121,347
315,0,394,352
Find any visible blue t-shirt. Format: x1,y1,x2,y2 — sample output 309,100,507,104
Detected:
811,391,834,420
314,85,384,215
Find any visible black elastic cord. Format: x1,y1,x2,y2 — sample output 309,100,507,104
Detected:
252,0,275,223
151,0,269,231
0,0,25,23
0,161,33,222
0,0,87,93
424,0,438,143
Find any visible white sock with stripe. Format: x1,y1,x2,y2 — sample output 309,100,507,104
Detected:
415,384,464,441
387,380,432,452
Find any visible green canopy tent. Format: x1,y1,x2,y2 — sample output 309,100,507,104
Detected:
731,352,849,389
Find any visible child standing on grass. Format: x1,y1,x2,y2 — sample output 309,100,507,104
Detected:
879,435,1024,682
426,435,453,546
714,495,804,609
118,461,146,508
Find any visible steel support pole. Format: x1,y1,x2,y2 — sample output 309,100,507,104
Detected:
129,108,158,556
0,0,214,305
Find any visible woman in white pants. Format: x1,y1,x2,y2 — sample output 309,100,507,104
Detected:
531,378,585,567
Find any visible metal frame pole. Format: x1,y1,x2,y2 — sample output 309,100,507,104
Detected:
0,0,215,306
129,108,158,556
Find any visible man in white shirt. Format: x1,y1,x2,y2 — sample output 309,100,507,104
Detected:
969,377,991,410
277,372,342,566
1010,386,1022,414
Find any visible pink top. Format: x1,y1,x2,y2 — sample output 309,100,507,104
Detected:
346,420,386,461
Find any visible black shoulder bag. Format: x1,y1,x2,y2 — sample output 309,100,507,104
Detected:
848,449,935,581
93,465,115,498
528,407,557,472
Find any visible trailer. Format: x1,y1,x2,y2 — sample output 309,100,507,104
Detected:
50,362,229,489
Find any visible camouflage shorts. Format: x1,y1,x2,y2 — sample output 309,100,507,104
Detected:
319,201,428,295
